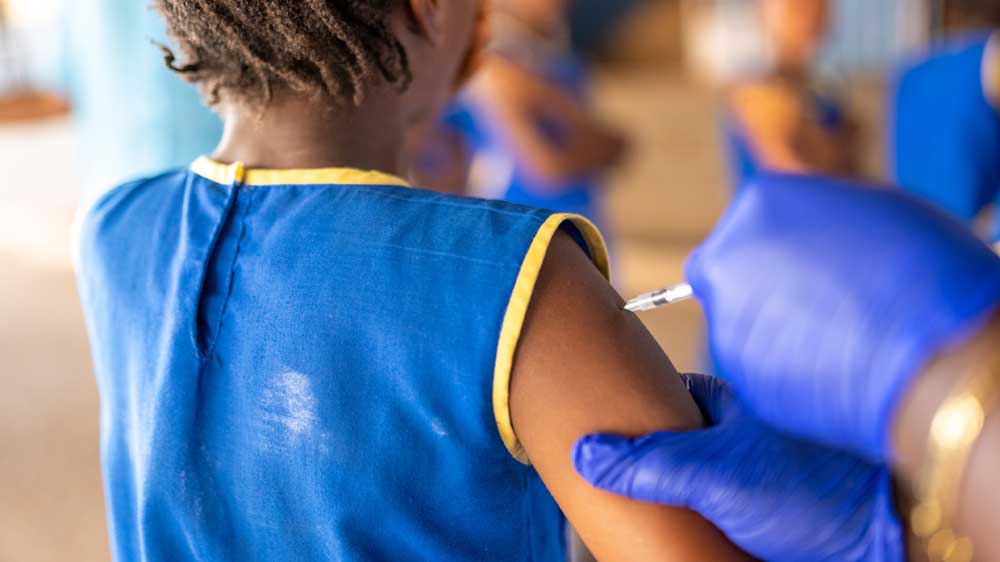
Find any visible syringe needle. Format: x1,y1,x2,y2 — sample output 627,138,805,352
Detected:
624,283,694,313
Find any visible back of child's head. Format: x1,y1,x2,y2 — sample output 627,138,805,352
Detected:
155,1,487,112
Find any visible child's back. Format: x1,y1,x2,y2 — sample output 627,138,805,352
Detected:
75,2,754,560
77,160,607,560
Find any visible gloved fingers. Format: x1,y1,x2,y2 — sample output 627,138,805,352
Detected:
679,373,735,424
572,430,716,507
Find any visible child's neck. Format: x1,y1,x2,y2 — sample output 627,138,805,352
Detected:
212,94,407,175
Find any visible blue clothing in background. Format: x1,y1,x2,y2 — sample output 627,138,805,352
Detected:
61,0,222,195
722,88,846,191
890,33,1000,240
449,56,607,232
721,117,761,192
568,0,646,54
76,158,609,562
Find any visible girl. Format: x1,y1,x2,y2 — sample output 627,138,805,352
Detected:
723,0,857,189
412,0,626,234
75,1,750,561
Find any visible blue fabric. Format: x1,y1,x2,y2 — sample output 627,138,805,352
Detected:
721,117,761,192
75,168,569,561
890,33,1000,240
448,57,605,229
567,0,646,54
60,0,222,196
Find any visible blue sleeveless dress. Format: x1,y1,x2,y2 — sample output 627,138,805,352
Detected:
890,32,1000,241
75,158,610,562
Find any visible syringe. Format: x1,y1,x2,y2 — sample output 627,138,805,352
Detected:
624,283,694,312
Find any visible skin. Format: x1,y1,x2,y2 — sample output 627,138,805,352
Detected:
464,0,627,190
893,311,1000,561
497,0,569,37
728,81,856,176
760,0,829,69
466,56,628,189
404,119,471,195
511,232,753,562
211,1,750,559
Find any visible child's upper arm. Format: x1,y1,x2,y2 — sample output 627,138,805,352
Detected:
508,231,752,562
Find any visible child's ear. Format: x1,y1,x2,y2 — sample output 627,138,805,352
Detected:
404,0,444,44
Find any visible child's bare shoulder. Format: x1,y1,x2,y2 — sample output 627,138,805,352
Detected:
507,230,750,561
511,230,703,450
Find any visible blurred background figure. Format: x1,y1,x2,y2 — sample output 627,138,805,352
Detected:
890,0,1000,245
720,0,858,190
409,0,628,237
405,110,476,196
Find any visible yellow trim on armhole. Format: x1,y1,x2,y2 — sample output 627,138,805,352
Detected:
190,156,410,187
993,241,1000,255
493,213,611,464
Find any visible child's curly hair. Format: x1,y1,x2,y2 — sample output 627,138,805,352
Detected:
154,0,413,108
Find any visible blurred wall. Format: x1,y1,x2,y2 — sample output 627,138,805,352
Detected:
824,0,929,72
681,0,932,81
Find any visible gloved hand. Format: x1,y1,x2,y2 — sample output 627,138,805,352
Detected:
574,374,904,562
687,173,1000,460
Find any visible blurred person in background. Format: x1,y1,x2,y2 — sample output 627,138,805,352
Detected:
60,0,221,197
408,0,627,236
890,0,1000,248
722,0,858,190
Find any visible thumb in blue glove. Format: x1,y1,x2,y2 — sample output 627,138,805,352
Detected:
574,374,904,562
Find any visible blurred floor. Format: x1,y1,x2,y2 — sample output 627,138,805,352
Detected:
0,116,110,562
0,251,107,562
0,67,885,561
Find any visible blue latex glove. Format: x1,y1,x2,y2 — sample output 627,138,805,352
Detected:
688,173,1000,460
574,374,904,562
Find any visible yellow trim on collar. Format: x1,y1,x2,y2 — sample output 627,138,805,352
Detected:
190,156,410,187
492,213,611,464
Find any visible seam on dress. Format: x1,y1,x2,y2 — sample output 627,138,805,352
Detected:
191,179,239,361
204,187,258,362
